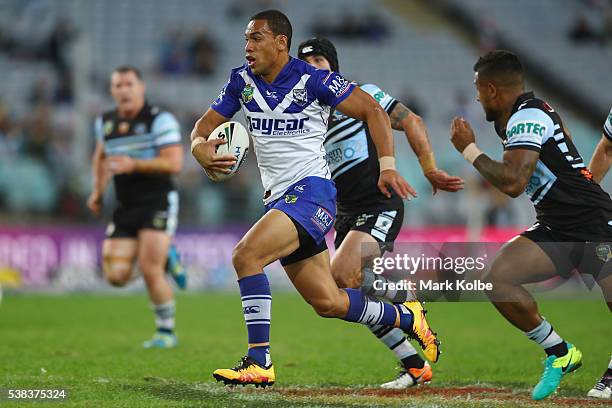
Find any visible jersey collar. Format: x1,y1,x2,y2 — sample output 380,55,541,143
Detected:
495,91,535,138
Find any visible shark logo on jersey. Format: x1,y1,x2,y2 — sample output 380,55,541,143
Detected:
241,84,254,103
293,88,308,106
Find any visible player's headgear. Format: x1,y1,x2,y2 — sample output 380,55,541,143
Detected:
298,37,339,73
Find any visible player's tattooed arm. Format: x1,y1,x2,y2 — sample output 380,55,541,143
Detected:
451,117,537,197
473,150,539,197
588,135,612,183
389,103,412,131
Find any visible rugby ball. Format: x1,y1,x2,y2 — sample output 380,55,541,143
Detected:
207,121,250,181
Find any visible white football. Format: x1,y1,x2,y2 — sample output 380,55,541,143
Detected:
207,121,250,181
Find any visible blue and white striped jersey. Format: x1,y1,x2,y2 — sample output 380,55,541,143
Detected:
211,57,355,203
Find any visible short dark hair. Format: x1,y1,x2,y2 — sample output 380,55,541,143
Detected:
113,65,143,80
250,9,292,51
473,50,523,86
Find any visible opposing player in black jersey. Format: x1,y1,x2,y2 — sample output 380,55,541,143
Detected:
450,50,612,400
586,107,612,399
298,37,464,388
87,66,186,348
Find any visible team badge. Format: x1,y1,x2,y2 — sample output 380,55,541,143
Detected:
241,84,254,103
595,244,611,263
293,88,308,106
284,194,298,204
118,121,130,134
355,213,374,227
104,120,114,136
152,212,168,229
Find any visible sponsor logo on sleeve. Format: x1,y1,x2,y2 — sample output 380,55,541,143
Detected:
327,74,351,98
506,120,547,139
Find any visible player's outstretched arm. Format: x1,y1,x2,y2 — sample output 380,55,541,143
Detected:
190,108,237,174
336,87,415,199
451,117,538,197
106,146,184,176
389,102,464,194
588,135,612,183
87,140,109,217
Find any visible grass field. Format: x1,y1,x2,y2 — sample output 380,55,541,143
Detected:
0,292,610,407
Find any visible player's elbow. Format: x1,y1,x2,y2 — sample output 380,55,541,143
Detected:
404,111,423,128
503,181,527,198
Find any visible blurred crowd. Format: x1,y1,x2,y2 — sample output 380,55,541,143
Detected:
0,0,607,229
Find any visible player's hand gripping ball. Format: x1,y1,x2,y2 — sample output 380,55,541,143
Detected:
205,121,250,181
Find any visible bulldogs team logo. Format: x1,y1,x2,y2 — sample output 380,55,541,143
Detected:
241,84,254,103
293,88,308,106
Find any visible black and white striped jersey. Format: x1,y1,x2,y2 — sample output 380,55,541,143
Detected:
95,104,181,206
325,83,401,212
603,107,612,142
495,92,612,240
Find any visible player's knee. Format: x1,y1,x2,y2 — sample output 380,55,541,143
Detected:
232,240,257,272
309,296,344,318
332,268,361,289
331,259,362,289
137,257,164,279
104,263,132,287
102,255,132,286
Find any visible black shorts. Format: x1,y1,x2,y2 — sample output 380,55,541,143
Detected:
280,215,328,266
334,199,404,254
106,191,179,239
521,223,612,281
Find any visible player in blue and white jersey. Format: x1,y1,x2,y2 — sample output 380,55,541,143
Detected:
298,37,464,388
586,107,612,399
450,50,612,400
190,10,439,387
87,66,186,349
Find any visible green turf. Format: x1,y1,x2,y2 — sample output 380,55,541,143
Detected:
0,292,609,407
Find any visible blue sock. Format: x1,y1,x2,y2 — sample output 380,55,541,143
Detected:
238,273,271,367
342,288,412,330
